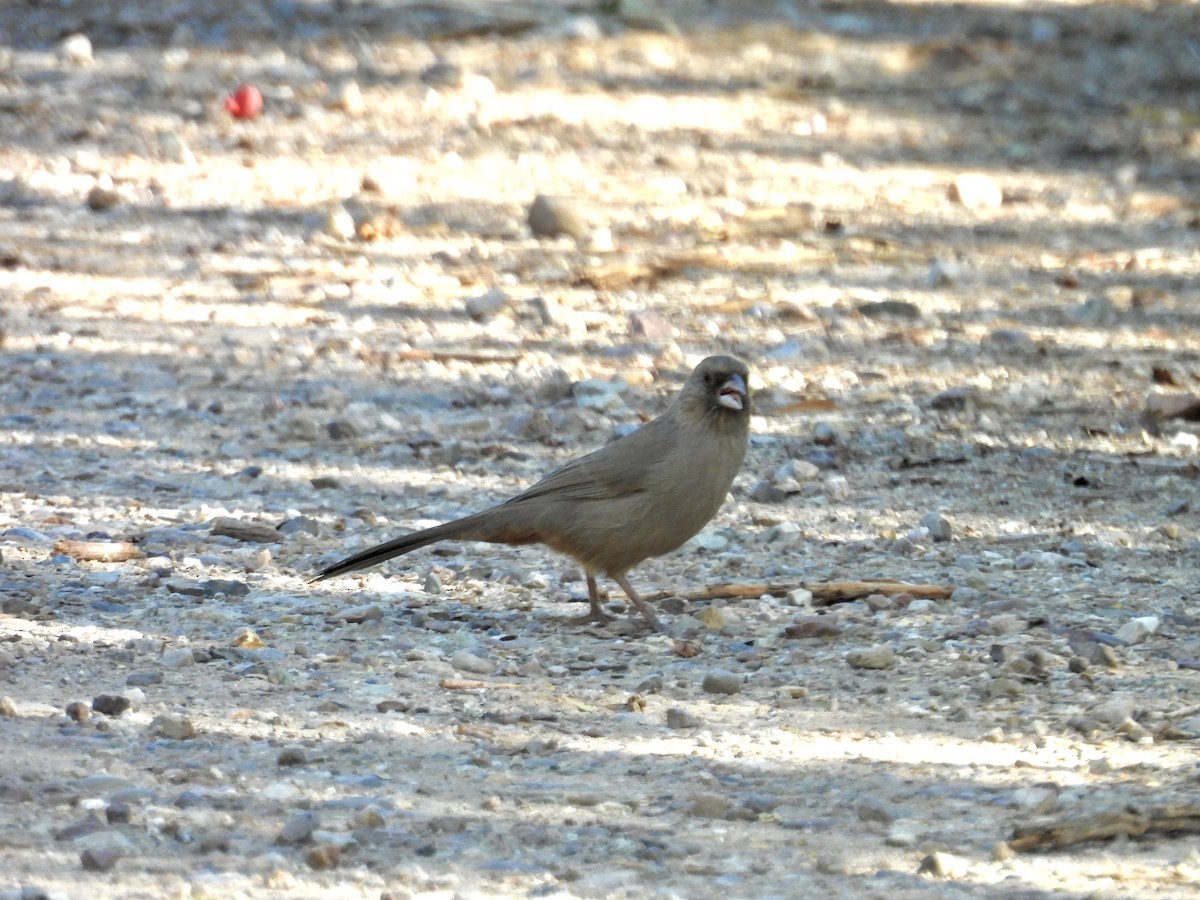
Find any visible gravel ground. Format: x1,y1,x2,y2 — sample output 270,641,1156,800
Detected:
2,1,1200,897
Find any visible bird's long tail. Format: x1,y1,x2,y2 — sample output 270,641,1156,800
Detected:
309,516,476,583
309,509,537,583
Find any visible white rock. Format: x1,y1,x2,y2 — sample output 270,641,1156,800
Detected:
324,204,357,241
333,80,365,116
1115,616,1159,645
948,174,1003,210
261,781,301,802
785,588,814,607
60,33,93,66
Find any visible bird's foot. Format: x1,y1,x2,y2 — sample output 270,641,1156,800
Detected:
639,610,667,634
566,607,617,627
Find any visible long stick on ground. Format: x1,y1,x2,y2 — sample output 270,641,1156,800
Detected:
641,579,955,605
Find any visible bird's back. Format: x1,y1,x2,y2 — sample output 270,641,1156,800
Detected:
460,403,748,575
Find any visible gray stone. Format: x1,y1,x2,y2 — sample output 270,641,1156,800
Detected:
450,650,494,675
701,669,741,695
160,648,195,669
857,797,898,824
337,604,383,624
149,713,196,740
1091,695,1136,726
666,707,702,729
845,645,895,670
689,793,729,818
80,846,121,872
885,817,922,847
420,61,465,88
919,511,952,542
92,694,132,716
277,811,319,846
126,672,163,687
464,288,510,321
277,745,307,767
527,194,589,240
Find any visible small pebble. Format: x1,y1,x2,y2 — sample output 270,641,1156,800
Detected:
157,130,194,165
857,797,898,824
160,648,195,669
333,80,365,115
812,422,838,445
465,288,510,321
277,516,320,536
338,604,383,624
864,593,893,612
276,811,319,846
80,846,120,872
689,793,729,819
919,511,953,542
701,669,741,695
92,694,132,716
785,588,814,607
66,701,91,723
59,33,93,66
948,173,1004,210
305,844,340,870
149,713,196,740
277,745,307,767
86,184,121,212
527,194,589,240
1091,695,1136,726
749,480,789,504
784,615,844,639
1166,498,1190,516
324,204,356,241
927,257,960,287
0,696,16,717
628,311,674,340
919,850,968,878
420,60,464,88
1115,616,1159,645
885,818,922,847
636,673,664,694
666,707,702,729
845,645,896,670
450,650,494,675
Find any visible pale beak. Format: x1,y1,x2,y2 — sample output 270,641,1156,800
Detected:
717,373,747,410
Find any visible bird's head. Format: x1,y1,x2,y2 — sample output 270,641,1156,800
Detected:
679,355,751,428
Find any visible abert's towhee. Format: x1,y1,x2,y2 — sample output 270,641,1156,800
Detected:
311,355,752,631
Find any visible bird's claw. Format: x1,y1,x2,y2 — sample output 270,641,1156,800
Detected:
566,608,617,627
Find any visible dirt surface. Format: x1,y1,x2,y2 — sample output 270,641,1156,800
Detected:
2,0,1200,897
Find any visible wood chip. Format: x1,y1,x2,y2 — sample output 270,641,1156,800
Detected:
52,540,144,562
1010,801,1200,851
209,517,281,543
438,678,522,691
644,580,954,605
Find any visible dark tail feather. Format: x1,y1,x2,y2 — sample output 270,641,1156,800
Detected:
309,516,482,583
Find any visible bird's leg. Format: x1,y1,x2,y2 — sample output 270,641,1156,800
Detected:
612,573,665,633
567,572,616,626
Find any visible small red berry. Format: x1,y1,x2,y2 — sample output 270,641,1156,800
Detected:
224,83,263,120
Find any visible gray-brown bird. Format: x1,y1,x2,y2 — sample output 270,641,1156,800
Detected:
310,355,751,631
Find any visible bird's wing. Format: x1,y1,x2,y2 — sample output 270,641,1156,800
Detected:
504,416,678,504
